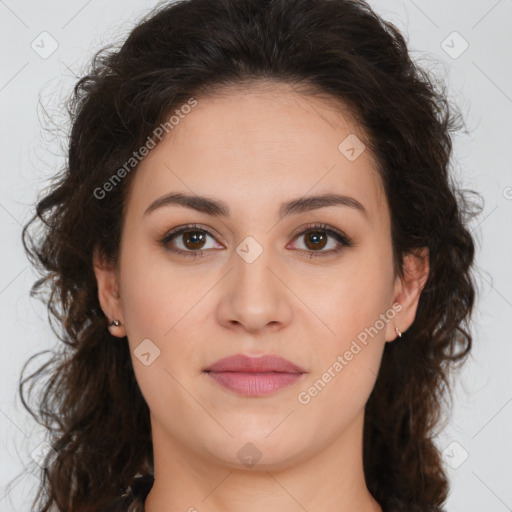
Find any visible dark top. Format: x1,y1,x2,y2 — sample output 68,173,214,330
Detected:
129,474,154,502
115,474,153,512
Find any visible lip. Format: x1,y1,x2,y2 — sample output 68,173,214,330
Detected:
205,354,306,373
203,354,307,397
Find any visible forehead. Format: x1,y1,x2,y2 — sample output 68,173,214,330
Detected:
126,83,387,222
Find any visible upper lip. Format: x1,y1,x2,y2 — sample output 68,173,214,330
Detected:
204,354,306,373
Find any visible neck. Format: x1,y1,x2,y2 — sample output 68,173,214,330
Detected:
144,410,382,512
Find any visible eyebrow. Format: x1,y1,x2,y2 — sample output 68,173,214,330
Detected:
144,191,368,221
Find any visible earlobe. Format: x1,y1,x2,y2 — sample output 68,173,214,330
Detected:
386,247,429,342
93,247,126,337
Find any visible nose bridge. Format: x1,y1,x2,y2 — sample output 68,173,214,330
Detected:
233,236,279,307
217,234,292,331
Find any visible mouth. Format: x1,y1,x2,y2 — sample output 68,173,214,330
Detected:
203,354,307,397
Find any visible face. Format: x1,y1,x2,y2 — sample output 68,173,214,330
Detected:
95,82,427,471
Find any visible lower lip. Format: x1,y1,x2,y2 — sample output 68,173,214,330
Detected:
205,371,304,396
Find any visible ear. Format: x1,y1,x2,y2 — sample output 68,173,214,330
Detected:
385,247,429,342
93,246,127,337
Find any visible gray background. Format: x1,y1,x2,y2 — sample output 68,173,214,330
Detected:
1,0,511,510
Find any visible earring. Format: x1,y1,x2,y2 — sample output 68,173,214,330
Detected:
395,326,402,338
108,319,121,327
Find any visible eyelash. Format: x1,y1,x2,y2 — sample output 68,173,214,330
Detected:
159,223,353,259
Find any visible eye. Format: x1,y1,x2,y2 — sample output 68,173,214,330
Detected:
288,223,352,258
159,224,223,258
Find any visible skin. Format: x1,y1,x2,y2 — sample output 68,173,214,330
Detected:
94,82,429,512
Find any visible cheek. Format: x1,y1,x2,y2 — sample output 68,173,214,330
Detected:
310,246,394,340
119,238,202,338
118,238,210,382
119,248,202,423
298,281,390,423
303,245,394,393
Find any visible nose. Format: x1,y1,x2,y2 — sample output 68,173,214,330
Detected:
216,244,293,335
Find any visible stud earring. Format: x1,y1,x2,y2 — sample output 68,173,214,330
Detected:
395,326,402,338
108,319,121,327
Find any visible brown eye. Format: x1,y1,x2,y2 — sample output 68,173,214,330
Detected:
160,224,223,257
289,223,352,257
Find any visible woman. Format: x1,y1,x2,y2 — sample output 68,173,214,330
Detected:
19,0,478,510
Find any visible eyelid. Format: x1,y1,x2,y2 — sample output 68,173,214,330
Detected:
289,222,350,243
160,223,224,244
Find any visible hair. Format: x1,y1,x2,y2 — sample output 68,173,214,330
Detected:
15,0,480,511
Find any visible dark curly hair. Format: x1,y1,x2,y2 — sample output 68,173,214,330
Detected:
14,0,480,511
